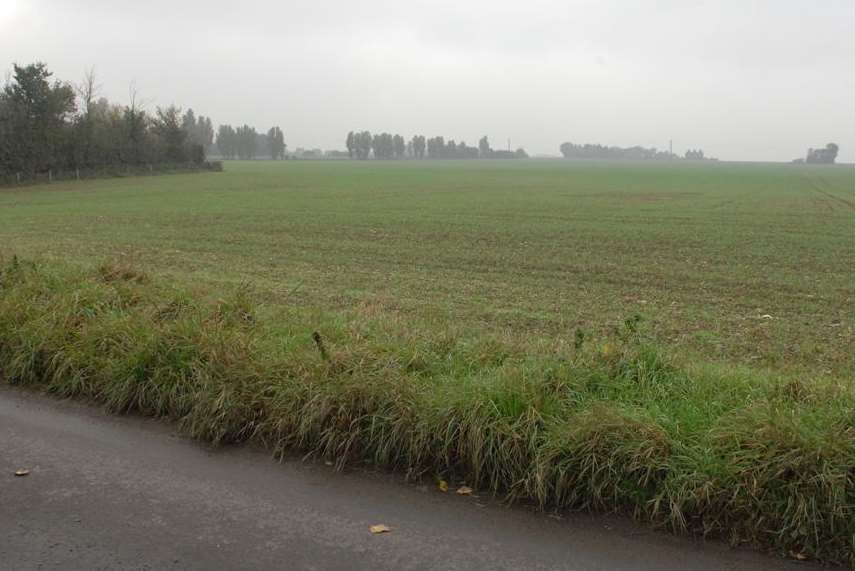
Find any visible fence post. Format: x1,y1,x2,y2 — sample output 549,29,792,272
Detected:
48,169,52,183
16,172,21,184
76,167,80,180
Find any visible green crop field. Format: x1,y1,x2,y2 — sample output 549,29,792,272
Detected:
1,159,853,376
2,159,855,563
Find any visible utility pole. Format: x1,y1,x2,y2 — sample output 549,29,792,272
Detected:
669,139,673,159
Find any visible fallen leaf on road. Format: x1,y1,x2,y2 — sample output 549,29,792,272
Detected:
14,469,30,477
437,480,448,492
370,524,391,534
456,486,473,496
789,551,808,561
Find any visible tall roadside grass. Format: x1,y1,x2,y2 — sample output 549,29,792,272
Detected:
0,257,852,565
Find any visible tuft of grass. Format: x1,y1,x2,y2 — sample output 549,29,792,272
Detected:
97,259,150,284
0,257,852,566
529,404,671,517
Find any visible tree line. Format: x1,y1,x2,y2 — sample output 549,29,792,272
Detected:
214,125,286,160
559,142,687,161
0,61,290,183
0,62,222,179
346,131,527,160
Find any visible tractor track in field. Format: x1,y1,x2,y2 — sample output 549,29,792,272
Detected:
804,173,855,213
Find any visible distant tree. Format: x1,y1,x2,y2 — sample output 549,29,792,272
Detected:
393,134,405,159
153,105,188,163
216,124,237,159
337,131,511,161
827,143,840,162
346,131,355,158
427,136,445,159
806,143,840,164
458,140,479,159
561,141,681,161
2,62,76,174
267,126,286,159
181,109,197,137
0,93,10,174
371,133,384,159
446,139,457,158
179,109,214,154
122,85,148,165
478,135,491,158
235,124,258,159
198,116,214,151
73,67,100,167
411,135,426,159
370,132,396,159
355,130,372,159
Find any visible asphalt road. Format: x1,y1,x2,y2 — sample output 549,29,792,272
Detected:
0,386,812,571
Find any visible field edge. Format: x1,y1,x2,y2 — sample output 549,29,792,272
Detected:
0,257,852,566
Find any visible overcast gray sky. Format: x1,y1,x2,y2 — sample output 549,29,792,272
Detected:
2,0,853,161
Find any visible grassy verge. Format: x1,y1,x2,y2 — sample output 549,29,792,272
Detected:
0,256,852,565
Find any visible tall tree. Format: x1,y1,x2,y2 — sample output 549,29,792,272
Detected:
153,105,188,163
181,108,197,137
355,131,372,160
197,116,214,151
74,67,100,167
235,124,258,160
411,135,426,159
478,136,491,158
393,134,405,159
216,124,236,159
267,126,286,159
427,136,445,159
2,62,76,174
371,132,395,159
346,131,355,159
122,85,148,164
806,143,840,164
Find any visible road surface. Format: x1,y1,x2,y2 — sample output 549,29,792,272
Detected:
0,386,811,570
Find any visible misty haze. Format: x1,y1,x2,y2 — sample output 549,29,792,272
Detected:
3,0,854,161
1,2,853,570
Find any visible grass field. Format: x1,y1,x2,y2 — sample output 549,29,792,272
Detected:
1,159,854,376
1,160,854,563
